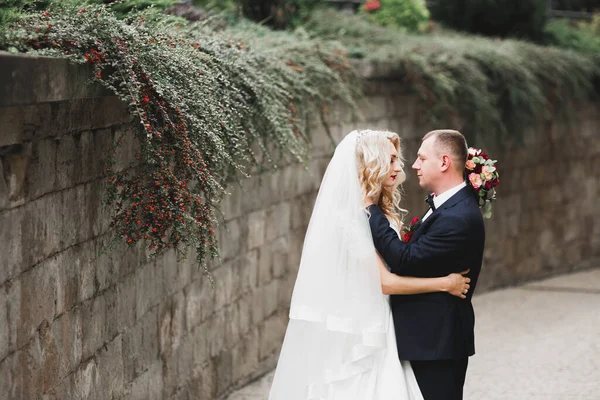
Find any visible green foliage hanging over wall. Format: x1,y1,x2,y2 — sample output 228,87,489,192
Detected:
2,3,359,271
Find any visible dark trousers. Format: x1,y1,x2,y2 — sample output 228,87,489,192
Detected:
411,358,468,400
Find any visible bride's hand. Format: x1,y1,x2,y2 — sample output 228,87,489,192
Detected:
444,269,471,299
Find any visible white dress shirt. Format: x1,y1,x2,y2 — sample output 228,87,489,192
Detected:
422,181,467,221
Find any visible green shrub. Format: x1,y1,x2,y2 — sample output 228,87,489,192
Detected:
429,0,547,41
361,0,430,32
3,3,358,271
545,18,600,54
306,9,598,144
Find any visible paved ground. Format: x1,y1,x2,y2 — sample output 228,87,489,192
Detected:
227,267,600,400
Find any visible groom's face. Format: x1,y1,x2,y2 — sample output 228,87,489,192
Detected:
412,137,439,192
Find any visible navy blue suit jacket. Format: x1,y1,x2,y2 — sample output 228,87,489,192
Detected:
368,186,485,360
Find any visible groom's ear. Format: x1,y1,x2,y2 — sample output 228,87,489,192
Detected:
440,154,451,172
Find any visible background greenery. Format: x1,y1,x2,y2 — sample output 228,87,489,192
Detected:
360,0,431,32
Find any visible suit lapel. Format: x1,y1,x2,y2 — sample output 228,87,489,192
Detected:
439,185,473,211
408,186,473,242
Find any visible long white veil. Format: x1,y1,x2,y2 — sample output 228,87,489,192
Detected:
269,130,395,399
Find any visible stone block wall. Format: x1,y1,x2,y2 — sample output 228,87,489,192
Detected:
1,53,599,400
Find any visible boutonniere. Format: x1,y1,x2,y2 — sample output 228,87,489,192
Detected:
401,216,420,242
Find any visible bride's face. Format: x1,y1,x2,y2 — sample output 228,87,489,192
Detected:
383,140,404,188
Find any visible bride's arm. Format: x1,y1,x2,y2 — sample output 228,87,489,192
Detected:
377,254,469,298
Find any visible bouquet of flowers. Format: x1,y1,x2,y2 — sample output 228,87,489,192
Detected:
465,147,499,218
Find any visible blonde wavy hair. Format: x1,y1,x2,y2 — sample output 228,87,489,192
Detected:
356,129,408,227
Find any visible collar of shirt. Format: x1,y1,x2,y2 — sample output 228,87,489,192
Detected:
433,181,467,209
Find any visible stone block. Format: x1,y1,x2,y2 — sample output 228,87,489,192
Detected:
55,134,79,190
0,287,8,361
0,349,21,399
81,295,106,361
260,279,281,320
184,276,215,331
136,260,163,320
219,217,243,262
236,296,254,338
20,192,64,269
0,106,25,147
79,245,97,304
0,207,23,286
51,308,82,380
208,310,227,358
113,126,140,172
265,202,291,242
72,359,101,400
239,249,259,294
257,245,273,286
54,186,83,249
38,320,60,394
212,264,235,312
0,162,8,210
187,361,216,400
290,193,315,231
310,127,336,158
271,236,289,279
104,286,119,342
187,322,210,370
266,170,284,205
231,327,259,384
89,181,113,239
294,160,322,196
93,240,120,295
277,273,296,308
1,143,31,206
288,228,305,273
170,291,187,352
258,311,287,361
239,174,266,214
116,272,137,334
246,210,266,250
127,361,164,400
55,245,86,316
220,188,243,221
17,261,58,348
215,350,233,397
96,335,125,399
223,302,241,350
42,375,73,400
17,335,43,400
161,250,189,298
122,308,158,382
25,137,57,199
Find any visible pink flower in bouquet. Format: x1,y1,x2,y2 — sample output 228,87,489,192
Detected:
468,148,480,156
468,173,482,190
482,165,494,180
466,159,476,170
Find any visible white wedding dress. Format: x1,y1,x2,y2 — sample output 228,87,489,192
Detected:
269,131,423,400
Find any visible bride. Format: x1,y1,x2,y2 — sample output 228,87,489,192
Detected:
269,130,470,400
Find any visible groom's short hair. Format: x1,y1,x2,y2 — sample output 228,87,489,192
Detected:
423,129,468,173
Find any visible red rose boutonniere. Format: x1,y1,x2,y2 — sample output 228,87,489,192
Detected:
401,216,420,242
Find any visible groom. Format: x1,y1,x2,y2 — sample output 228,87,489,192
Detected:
367,130,485,400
